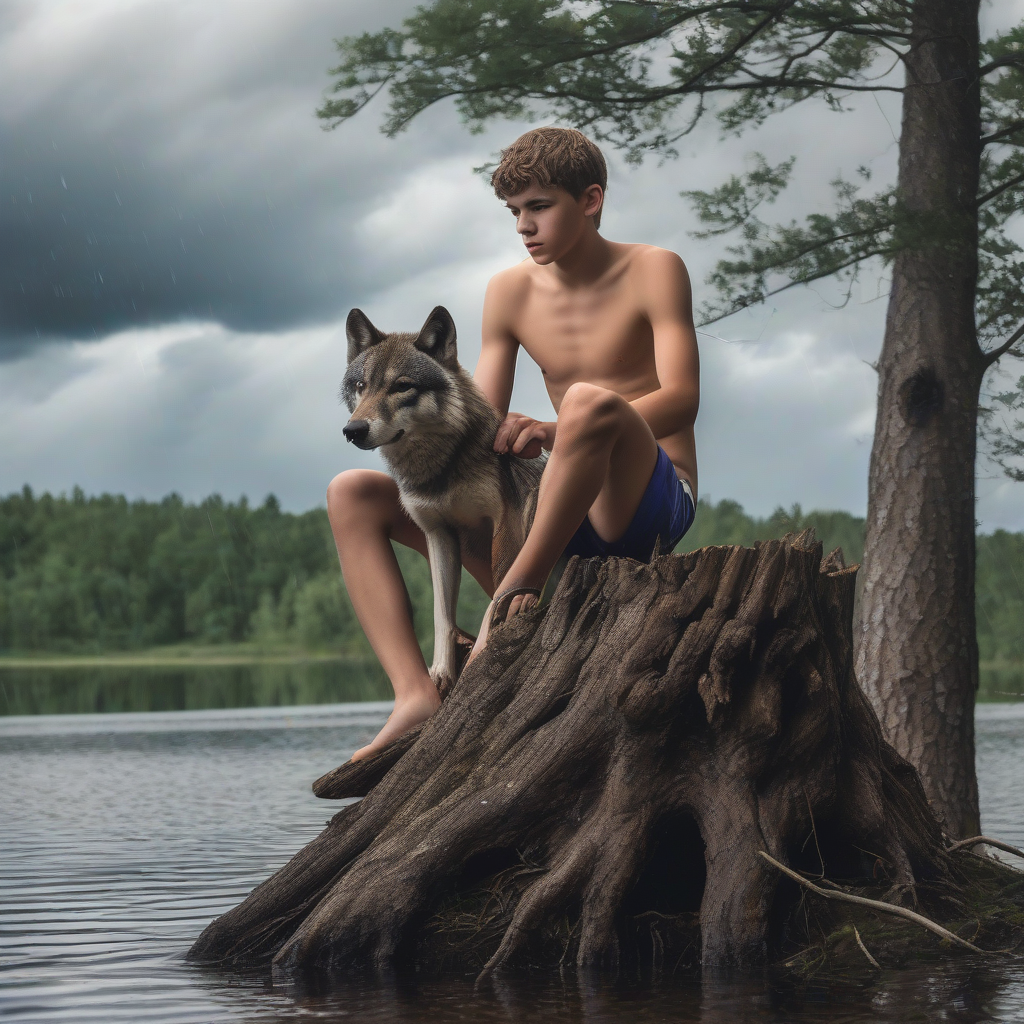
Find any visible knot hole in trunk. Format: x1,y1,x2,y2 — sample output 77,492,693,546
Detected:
899,367,944,428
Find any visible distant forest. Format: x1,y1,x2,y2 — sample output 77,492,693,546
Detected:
0,486,1020,666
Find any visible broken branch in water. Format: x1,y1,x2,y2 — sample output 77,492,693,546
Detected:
758,852,986,955
852,925,880,969
947,836,1024,860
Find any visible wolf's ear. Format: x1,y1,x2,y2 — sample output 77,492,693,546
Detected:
415,306,458,368
346,308,384,363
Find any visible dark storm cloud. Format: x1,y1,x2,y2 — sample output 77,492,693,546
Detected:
3,0,1021,533
2,128,359,339
0,0,461,351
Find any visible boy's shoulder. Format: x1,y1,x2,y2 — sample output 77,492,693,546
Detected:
485,255,541,296
487,242,685,292
620,242,688,275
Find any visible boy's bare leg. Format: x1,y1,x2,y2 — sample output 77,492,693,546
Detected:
328,469,495,759
327,470,439,760
471,383,658,656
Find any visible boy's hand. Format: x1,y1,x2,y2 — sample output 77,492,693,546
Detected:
494,413,554,459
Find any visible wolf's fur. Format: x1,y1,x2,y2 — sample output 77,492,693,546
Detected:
341,305,544,693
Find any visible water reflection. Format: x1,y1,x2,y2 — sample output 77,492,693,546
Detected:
0,658,1018,718
207,963,1022,1021
1,704,1023,1022
0,658,391,715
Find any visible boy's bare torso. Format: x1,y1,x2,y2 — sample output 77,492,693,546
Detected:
486,240,698,493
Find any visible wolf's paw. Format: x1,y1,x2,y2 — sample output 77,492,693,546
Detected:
429,665,456,702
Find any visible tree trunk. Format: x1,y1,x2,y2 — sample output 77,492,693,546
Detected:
855,0,983,839
189,538,949,974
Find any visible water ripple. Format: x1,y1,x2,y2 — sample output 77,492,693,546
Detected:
2,703,1024,1022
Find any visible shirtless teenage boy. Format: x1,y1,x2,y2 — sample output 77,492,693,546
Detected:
327,127,699,761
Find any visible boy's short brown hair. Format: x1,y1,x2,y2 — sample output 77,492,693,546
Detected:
491,127,607,226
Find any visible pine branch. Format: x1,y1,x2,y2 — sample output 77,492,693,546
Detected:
977,171,1024,208
983,322,1024,370
981,119,1024,147
700,246,891,325
320,0,914,143
668,1,802,97
980,53,1024,78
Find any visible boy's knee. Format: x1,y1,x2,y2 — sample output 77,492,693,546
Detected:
559,382,623,438
327,470,393,526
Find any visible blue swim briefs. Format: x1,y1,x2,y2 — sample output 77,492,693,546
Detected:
562,445,695,563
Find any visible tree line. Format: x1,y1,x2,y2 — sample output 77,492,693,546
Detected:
0,486,1019,669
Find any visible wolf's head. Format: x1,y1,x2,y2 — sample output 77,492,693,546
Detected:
340,305,463,451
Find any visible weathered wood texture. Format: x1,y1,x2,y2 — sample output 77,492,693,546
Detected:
189,535,949,974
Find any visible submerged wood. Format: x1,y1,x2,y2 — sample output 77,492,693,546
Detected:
188,533,952,974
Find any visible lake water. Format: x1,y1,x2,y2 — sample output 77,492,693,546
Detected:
0,658,393,716
0,658,1020,718
2,691,1024,1022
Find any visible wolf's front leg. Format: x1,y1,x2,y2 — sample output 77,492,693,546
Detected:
425,527,462,699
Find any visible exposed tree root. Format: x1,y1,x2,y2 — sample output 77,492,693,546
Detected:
779,853,1024,976
759,852,985,953
189,534,958,975
949,836,1024,860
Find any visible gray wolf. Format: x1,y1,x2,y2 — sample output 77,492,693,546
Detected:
341,305,544,694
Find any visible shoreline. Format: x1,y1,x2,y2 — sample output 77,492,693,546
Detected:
0,647,371,670
0,651,1017,672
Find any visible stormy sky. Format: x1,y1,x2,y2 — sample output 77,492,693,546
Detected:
1,0,1022,529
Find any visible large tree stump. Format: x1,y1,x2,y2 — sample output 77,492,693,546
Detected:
189,533,950,974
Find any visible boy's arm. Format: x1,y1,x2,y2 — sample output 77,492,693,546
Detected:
475,273,552,459
474,274,519,415
630,249,700,437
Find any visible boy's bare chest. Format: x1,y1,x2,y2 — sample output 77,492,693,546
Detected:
512,283,653,386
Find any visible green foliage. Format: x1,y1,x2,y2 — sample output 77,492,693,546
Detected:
683,159,903,321
0,487,490,659
0,488,1018,671
977,529,1024,664
983,372,1024,481
0,486,342,653
677,496,865,566
977,27,1024,347
319,1,910,156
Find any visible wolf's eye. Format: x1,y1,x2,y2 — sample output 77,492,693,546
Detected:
354,381,365,394
390,378,416,394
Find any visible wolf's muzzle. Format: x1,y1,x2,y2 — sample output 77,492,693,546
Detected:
343,420,370,446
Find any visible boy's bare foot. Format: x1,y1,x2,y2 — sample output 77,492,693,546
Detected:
466,585,542,666
350,687,441,761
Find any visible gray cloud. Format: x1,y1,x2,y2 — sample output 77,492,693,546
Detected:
0,312,876,521
0,0,1021,533
0,0,473,347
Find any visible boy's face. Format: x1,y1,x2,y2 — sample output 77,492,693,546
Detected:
503,182,602,264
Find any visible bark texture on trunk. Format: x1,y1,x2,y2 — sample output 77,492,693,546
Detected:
855,0,984,838
189,539,948,975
